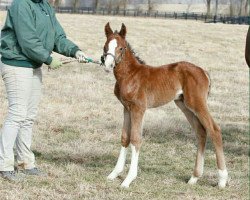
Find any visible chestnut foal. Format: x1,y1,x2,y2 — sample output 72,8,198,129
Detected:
103,23,228,188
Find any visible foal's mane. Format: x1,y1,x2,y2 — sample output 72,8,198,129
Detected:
126,42,146,65
114,31,145,65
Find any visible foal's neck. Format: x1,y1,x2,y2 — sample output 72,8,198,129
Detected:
114,48,141,81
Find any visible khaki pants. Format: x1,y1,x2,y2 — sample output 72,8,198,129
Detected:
0,63,42,171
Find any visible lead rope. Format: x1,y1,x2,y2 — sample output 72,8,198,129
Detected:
60,57,102,65
48,57,102,71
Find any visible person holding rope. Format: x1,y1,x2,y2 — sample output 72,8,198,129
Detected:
0,0,88,181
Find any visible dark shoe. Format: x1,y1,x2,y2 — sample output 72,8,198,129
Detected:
19,167,47,176
0,171,23,182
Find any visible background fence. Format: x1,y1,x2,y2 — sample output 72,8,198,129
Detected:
0,6,249,25
58,7,250,25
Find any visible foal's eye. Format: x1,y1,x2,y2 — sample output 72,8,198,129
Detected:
119,47,123,51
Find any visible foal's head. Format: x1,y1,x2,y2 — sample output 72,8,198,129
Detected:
103,22,127,72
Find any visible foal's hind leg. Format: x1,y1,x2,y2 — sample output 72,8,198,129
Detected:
184,98,228,188
175,99,207,185
107,107,131,180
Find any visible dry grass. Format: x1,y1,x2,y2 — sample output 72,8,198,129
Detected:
0,12,249,200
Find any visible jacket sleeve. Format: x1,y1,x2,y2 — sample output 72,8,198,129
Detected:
52,11,80,57
245,27,250,68
10,1,52,65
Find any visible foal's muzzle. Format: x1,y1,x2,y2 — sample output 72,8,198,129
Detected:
101,47,126,72
101,53,116,72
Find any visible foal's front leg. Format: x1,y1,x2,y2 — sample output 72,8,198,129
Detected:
121,107,145,188
107,108,131,180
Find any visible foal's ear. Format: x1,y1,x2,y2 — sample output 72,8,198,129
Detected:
105,22,113,38
119,23,127,39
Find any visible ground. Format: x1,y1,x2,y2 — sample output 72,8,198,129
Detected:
0,12,249,200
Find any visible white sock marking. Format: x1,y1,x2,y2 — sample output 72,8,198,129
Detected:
121,144,139,188
200,155,204,176
188,154,204,185
218,169,228,188
107,147,127,180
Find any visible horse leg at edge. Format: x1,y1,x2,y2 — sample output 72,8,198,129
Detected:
175,99,207,185
121,106,145,188
185,99,228,188
107,107,131,180
197,110,228,188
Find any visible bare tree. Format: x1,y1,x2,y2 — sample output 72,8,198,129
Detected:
112,0,130,13
204,0,212,15
186,0,194,13
93,0,99,12
239,0,244,16
54,0,62,7
119,0,129,10
244,0,249,16
49,0,61,7
215,0,219,16
148,0,155,14
227,0,250,16
72,0,80,12
106,0,113,14
229,0,234,16
94,0,99,8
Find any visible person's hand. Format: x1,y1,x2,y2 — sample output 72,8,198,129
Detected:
75,50,88,63
49,57,62,70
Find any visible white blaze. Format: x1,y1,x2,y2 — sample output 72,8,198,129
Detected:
104,39,117,71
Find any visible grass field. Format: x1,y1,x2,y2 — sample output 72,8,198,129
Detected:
0,12,249,200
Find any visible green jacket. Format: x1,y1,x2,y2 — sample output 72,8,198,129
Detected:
0,0,80,68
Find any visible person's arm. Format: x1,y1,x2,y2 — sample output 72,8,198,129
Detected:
10,1,52,65
52,11,80,57
245,27,250,68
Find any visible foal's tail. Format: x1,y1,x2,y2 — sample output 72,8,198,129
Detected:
204,70,211,97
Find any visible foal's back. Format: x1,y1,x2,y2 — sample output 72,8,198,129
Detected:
141,61,210,108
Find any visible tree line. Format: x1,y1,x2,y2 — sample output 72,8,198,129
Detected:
48,0,249,16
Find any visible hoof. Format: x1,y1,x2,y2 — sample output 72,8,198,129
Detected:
188,176,199,185
218,169,228,189
218,179,227,189
120,175,136,188
107,172,118,180
121,182,130,188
